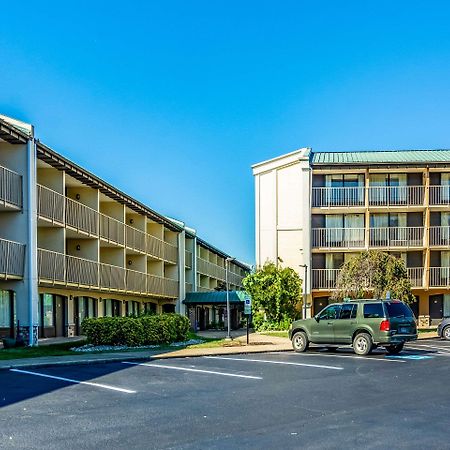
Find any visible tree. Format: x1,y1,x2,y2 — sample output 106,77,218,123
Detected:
332,250,413,303
242,262,303,329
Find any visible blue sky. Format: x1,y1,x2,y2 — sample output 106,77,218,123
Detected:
1,1,450,263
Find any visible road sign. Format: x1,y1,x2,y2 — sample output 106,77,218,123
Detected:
244,295,252,315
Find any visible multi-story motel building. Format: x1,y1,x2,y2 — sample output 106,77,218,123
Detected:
253,147,450,326
0,114,248,344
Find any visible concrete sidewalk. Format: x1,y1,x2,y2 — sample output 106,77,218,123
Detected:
0,331,439,370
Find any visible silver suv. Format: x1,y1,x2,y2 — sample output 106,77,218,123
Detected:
437,317,450,340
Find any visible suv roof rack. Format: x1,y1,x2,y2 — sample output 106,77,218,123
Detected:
343,298,399,303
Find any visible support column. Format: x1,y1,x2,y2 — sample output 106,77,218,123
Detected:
25,135,39,345
176,230,186,315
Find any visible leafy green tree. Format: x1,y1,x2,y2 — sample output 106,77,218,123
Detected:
332,250,413,303
242,262,303,330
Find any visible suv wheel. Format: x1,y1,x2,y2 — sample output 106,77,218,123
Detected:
292,331,309,352
443,326,450,341
385,343,404,355
353,333,373,356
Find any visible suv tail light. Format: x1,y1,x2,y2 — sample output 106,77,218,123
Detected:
380,320,390,332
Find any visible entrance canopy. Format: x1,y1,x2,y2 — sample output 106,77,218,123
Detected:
183,291,246,306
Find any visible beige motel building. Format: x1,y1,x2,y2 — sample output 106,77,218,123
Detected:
253,147,450,326
0,114,248,344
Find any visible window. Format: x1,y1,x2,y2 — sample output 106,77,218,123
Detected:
105,299,113,317
385,302,413,318
0,290,11,328
339,303,357,320
42,294,54,327
363,303,385,319
319,304,341,320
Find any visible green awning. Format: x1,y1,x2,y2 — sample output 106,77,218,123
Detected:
183,291,246,306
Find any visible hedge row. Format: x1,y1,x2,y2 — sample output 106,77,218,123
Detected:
81,313,190,347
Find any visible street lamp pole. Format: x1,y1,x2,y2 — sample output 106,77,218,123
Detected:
225,257,234,340
299,264,308,319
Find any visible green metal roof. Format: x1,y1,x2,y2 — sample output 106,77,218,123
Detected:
312,149,450,165
183,291,246,305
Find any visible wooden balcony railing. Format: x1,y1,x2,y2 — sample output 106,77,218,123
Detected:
37,248,178,298
197,257,226,280
369,227,424,248
0,165,22,209
0,238,25,279
368,185,425,206
312,228,365,248
312,186,365,207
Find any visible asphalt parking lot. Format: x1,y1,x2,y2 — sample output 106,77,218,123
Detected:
1,338,450,450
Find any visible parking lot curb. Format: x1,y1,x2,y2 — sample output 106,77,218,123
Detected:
0,346,294,371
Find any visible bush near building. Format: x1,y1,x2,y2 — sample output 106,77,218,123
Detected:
81,313,190,347
243,262,303,331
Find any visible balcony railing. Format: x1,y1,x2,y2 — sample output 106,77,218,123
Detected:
146,234,164,259
65,196,99,236
99,214,125,245
429,226,450,246
197,257,226,280
312,268,340,289
0,238,25,279
429,186,450,206
37,185,178,262
125,225,146,253
407,267,424,288
164,242,178,264
369,227,424,248
185,250,193,268
312,186,365,207
368,185,424,206
197,285,213,293
312,267,423,290
37,248,178,298
312,228,365,248
430,267,450,287
0,165,22,209
37,185,64,223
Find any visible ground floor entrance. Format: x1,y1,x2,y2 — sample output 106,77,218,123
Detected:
39,293,68,338
0,290,15,338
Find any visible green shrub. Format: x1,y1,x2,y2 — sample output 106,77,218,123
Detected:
252,313,292,331
81,313,190,346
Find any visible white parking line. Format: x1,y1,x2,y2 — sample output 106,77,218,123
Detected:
10,369,136,394
408,344,450,352
205,356,343,370
122,362,263,380
270,352,406,363
406,346,450,356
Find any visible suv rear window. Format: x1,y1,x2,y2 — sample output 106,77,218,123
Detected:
363,303,385,319
385,302,413,318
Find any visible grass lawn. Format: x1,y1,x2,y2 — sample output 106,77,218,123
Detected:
0,340,87,361
0,333,220,361
258,331,289,338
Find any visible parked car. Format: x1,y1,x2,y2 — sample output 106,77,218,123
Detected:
289,299,417,356
437,317,450,340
